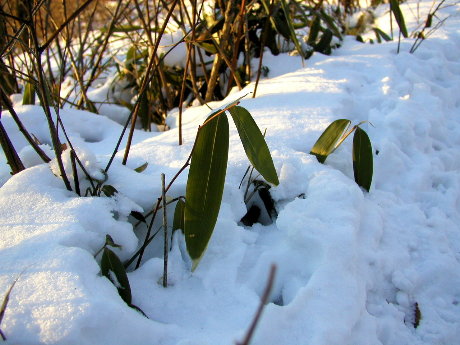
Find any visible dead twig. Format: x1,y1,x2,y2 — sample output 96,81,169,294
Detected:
237,264,277,345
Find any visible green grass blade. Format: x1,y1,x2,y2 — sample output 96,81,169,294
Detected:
22,82,35,105
310,119,351,163
390,0,408,38
228,106,279,186
352,127,373,192
173,199,185,233
185,113,229,270
101,247,132,305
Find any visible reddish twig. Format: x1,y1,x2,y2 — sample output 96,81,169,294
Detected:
237,264,277,345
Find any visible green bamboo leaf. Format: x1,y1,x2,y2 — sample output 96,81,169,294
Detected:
130,211,146,224
315,29,333,55
126,46,137,71
138,93,150,131
112,25,143,33
228,106,279,186
22,82,35,105
101,185,118,197
173,199,185,233
310,119,351,163
86,99,98,114
307,15,321,46
195,41,218,54
184,113,229,271
134,162,148,173
390,0,408,38
280,0,305,58
273,12,291,40
373,28,392,42
105,234,122,249
319,10,342,39
101,247,132,305
353,127,373,192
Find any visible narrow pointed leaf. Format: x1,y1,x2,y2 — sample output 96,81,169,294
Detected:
101,247,132,305
173,199,185,233
319,10,342,39
353,127,373,192
86,99,98,114
373,28,392,42
139,93,150,131
105,234,122,249
22,82,35,105
185,113,229,270
280,0,305,58
101,185,118,197
307,15,321,45
228,106,279,186
126,45,138,70
130,211,146,224
390,0,408,38
134,162,148,173
310,119,351,163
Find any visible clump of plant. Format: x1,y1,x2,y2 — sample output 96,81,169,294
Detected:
409,0,453,53
183,103,278,269
122,99,279,281
93,235,146,315
355,0,454,54
310,119,373,192
92,100,278,311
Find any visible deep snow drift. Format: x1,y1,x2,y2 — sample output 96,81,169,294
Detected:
1,1,460,344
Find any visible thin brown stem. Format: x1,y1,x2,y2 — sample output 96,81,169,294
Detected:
162,173,168,287
0,114,25,175
27,1,72,191
104,25,192,174
253,0,274,98
76,0,126,109
122,0,180,165
70,150,81,196
40,0,96,53
237,264,277,345
178,47,191,145
226,0,247,95
0,86,51,163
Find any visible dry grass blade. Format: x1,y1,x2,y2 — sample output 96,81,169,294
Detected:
0,276,20,341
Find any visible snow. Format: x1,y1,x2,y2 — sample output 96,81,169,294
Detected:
1,1,460,344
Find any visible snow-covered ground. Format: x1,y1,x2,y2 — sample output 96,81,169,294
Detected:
1,1,460,344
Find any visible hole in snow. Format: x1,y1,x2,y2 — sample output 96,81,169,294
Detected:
239,180,278,227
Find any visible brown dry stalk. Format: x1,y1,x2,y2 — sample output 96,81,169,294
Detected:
122,0,180,165
204,0,238,102
237,264,277,345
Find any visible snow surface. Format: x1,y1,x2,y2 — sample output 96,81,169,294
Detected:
1,1,460,344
